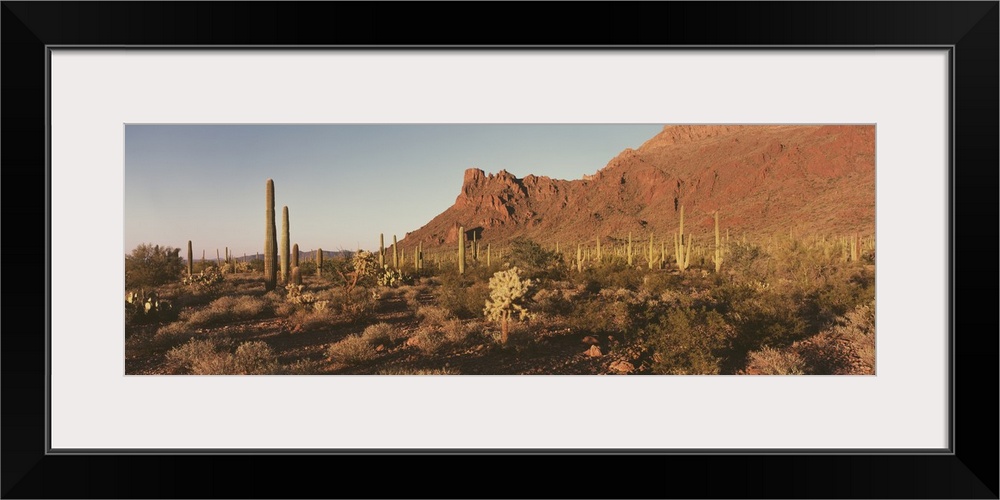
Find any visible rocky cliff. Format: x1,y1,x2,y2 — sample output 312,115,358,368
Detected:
401,125,875,249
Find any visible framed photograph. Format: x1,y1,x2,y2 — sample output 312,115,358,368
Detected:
4,2,996,498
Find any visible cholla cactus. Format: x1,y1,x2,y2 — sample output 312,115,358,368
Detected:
483,267,534,344
352,250,380,282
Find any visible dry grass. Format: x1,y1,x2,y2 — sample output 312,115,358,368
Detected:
326,335,376,364
745,346,806,375
182,295,270,328
360,322,406,346
377,366,461,375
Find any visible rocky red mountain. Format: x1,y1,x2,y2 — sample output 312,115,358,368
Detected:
401,125,875,249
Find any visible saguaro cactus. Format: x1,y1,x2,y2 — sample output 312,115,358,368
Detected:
392,235,399,269
292,243,299,269
648,233,655,270
291,266,302,286
674,205,692,272
316,248,323,277
577,243,583,273
187,240,193,276
712,211,724,273
627,232,633,266
458,226,466,275
379,233,385,267
280,206,290,284
264,179,278,292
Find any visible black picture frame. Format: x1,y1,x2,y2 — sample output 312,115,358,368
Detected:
3,2,996,498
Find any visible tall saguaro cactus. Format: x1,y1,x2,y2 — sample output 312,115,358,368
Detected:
292,243,299,269
316,248,323,277
712,211,724,273
458,226,466,275
392,235,399,269
674,205,692,272
379,233,385,267
187,240,193,275
648,233,655,270
263,179,278,292
627,232,633,266
280,206,290,284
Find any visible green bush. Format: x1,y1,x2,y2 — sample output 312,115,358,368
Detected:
125,244,184,289
646,305,732,375
505,237,565,281
436,270,491,319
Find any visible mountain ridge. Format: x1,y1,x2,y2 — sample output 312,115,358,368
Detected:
400,125,875,249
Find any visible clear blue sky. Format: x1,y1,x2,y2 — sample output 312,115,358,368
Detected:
124,124,665,258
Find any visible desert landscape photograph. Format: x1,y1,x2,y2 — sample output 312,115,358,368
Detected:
124,124,875,375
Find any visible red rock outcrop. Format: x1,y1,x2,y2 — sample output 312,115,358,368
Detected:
401,125,875,249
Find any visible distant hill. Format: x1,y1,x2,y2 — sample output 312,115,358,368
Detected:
399,125,875,250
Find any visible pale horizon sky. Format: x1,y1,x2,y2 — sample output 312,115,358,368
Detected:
124,124,665,259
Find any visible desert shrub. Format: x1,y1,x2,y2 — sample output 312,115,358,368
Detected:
646,305,733,375
166,338,236,374
725,241,771,282
286,307,337,333
281,358,324,375
125,244,185,289
166,338,279,375
576,264,645,292
416,305,453,327
361,322,406,346
326,335,376,364
799,267,875,329
400,285,427,310
152,321,194,347
182,295,270,328
711,282,811,372
377,367,461,375
411,320,469,354
532,287,573,316
297,260,317,276
436,271,491,319
639,271,683,298
796,302,875,375
505,237,565,281
745,346,806,375
232,341,279,374
441,319,473,346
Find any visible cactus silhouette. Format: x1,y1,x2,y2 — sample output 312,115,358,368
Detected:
458,226,466,274
280,206,290,284
264,179,278,292
674,205,692,272
712,211,724,273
